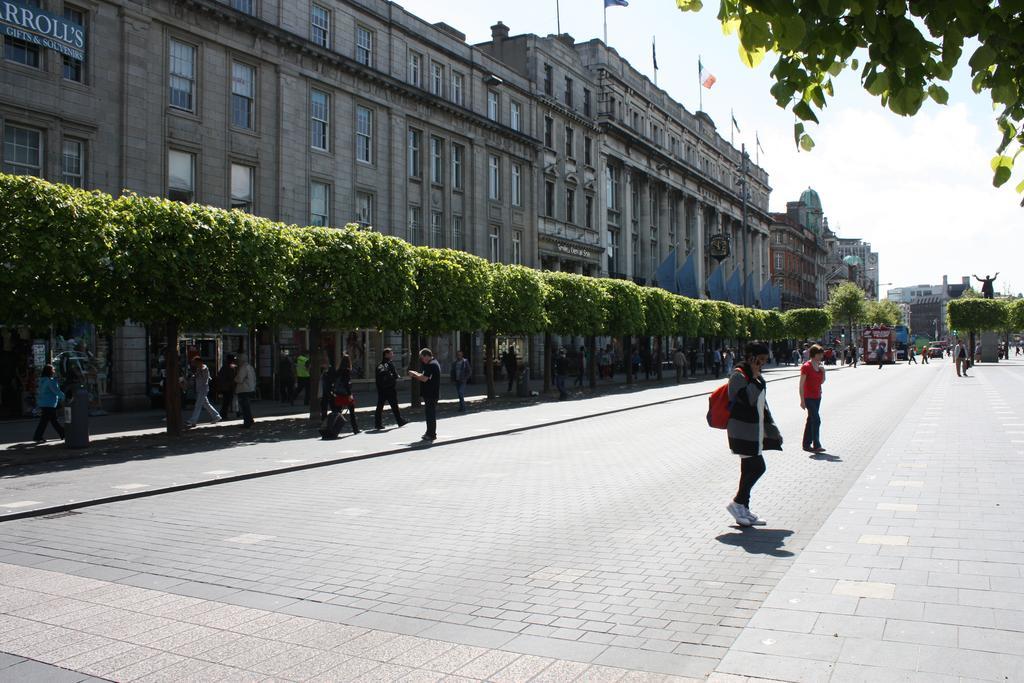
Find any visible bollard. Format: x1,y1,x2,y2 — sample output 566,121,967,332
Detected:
65,386,90,448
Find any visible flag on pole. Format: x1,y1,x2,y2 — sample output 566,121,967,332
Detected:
604,0,628,7
731,110,741,134
756,132,765,155
699,59,716,89
652,37,658,72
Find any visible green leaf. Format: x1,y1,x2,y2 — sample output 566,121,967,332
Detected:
799,133,816,151
993,165,1012,187
676,0,703,11
739,44,767,68
968,44,996,71
738,11,771,49
793,100,820,123
775,14,806,52
927,84,949,104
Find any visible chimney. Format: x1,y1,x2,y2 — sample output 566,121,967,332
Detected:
491,21,509,44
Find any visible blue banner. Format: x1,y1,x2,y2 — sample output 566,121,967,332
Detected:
654,250,677,294
707,265,726,301
676,252,700,298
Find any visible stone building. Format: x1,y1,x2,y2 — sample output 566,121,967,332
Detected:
769,189,833,310
1,0,772,414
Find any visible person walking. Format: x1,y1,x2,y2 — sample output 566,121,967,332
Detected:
277,350,295,404
234,353,257,428
726,342,782,527
712,347,723,378
849,343,858,368
408,348,441,441
920,345,929,364
452,349,471,412
32,364,65,443
373,348,405,429
724,348,735,375
217,354,237,419
502,346,517,393
673,347,686,384
332,353,359,434
185,356,221,428
954,340,969,377
600,345,613,379
553,348,569,400
294,349,310,405
799,344,826,453
907,345,917,364
320,354,338,421
876,344,886,369
574,346,586,387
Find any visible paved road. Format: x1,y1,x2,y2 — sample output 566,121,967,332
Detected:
0,359,1020,681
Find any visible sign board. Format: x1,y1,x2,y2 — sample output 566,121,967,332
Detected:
32,340,46,368
540,236,601,261
709,233,730,261
1,0,85,62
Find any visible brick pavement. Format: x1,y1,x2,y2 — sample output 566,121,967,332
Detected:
714,359,1024,681
0,360,940,681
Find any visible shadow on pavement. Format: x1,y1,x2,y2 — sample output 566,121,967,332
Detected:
716,528,795,557
809,452,842,462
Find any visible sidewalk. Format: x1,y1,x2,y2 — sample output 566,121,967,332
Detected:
712,360,1024,681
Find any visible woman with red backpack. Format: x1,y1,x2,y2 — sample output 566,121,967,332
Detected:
725,342,783,527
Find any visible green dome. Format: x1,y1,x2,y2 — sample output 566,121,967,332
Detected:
800,187,822,211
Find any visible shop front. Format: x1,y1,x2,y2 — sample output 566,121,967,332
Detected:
538,236,603,277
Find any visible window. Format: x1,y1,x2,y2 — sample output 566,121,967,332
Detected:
168,39,196,111
451,143,464,189
312,5,331,48
774,253,783,271
407,128,421,177
632,234,640,277
229,0,253,13
564,76,573,107
451,71,464,105
2,125,41,176
544,116,553,148
489,225,501,262
583,88,592,117
512,230,522,265
585,194,594,229
430,63,444,95
606,166,619,210
310,90,329,150
488,155,500,200
62,7,85,82
310,181,330,226
487,91,499,121
4,0,40,67
510,101,521,132
511,163,522,207
452,215,464,250
608,229,619,273
564,126,574,158
430,136,443,184
354,29,375,69
566,187,575,224
543,63,553,96
407,206,421,243
231,62,255,130
61,139,84,187
167,149,194,203
230,163,254,212
355,106,373,163
544,180,555,217
430,211,444,247
584,135,592,166
408,51,422,87
355,191,373,225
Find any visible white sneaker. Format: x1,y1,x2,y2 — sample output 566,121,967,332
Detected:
726,502,753,527
213,416,222,423
745,508,768,526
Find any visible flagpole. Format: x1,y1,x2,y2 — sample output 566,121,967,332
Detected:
652,37,657,86
556,0,561,34
603,4,608,44
730,108,734,146
698,56,703,112
756,132,760,166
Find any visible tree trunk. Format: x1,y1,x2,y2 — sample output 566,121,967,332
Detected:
588,335,597,389
485,330,496,399
969,331,976,366
308,320,323,424
656,336,663,380
164,319,183,436
543,332,552,393
624,334,633,385
408,331,421,408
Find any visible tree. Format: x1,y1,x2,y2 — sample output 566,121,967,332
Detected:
111,195,294,434
489,265,547,399
543,273,606,389
598,280,646,384
762,310,787,340
865,299,903,327
675,1,1024,199
0,175,117,328
674,296,701,339
947,297,1009,361
696,299,722,338
642,288,678,379
1009,299,1024,332
784,308,833,340
827,281,868,345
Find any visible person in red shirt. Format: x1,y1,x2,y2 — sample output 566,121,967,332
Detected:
800,344,826,453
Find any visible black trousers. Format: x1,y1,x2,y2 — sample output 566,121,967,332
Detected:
33,407,64,441
734,455,767,507
220,390,234,418
375,388,403,428
424,399,438,437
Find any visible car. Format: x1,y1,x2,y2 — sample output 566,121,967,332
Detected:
928,345,945,359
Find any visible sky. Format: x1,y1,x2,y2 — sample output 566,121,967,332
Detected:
398,0,1023,297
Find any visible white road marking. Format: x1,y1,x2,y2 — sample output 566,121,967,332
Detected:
225,534,275,544
0,501,42,509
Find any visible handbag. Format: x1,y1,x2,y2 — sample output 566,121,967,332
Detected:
333,393,355,408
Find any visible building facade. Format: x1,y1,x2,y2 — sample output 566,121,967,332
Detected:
886,275,971,340
768,189,833,310
1,0,772,414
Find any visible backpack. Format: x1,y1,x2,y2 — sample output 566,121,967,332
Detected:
707,367,748,429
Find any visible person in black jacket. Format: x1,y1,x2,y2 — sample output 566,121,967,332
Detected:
374,348,406,430
725,341,783,528
319,353,337,421
408,348,441,441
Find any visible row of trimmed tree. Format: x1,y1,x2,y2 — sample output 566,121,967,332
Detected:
1,174,833,434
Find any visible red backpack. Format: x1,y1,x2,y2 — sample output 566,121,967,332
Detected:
707,367,748,429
